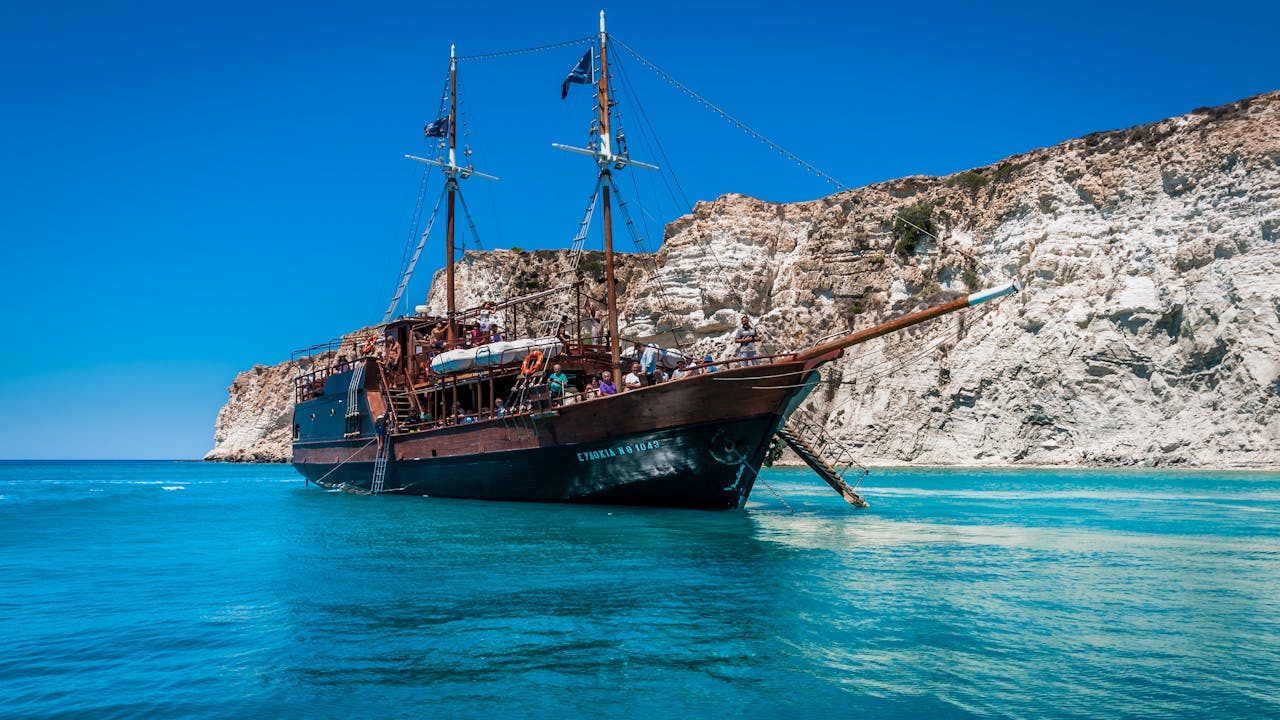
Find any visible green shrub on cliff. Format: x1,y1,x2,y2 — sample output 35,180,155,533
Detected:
893,202,935,258
949,171,989,192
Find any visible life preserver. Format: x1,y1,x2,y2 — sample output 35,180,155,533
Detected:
361,336,377,355
521,350,545,376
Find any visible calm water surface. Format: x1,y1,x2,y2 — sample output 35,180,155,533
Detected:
1,461,1277,719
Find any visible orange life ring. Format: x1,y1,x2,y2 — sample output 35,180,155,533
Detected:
361,336,377,355
521,350,545,376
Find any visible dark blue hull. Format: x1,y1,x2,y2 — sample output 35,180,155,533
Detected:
295,415,779,510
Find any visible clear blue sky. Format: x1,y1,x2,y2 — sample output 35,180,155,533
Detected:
1,0,1275,459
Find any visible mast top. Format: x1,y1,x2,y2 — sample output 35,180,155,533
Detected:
599,10,605,34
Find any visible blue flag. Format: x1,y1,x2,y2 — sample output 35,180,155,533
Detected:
561,48,594,99
423,116,448,138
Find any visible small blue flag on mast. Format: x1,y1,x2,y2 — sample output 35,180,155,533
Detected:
561,48,594,99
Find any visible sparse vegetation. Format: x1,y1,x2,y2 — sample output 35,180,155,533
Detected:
510,246,525,253
962,267,980,291
893,202,935,258
949,171,989,192
993,162,1024,182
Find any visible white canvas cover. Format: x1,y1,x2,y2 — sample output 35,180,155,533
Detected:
428,336,564,374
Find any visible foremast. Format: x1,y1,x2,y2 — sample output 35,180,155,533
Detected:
403,46,497,333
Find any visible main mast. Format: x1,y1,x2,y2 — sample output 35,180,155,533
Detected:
597,12,621,376
552,12,657,370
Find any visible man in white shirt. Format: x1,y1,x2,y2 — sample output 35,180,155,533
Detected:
623,362,645,391
671,359,689,380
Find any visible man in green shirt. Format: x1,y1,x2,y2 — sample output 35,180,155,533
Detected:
548,363,570,403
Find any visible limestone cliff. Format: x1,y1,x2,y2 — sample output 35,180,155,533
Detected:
207,92,1280,467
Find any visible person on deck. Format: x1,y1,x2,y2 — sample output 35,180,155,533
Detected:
589,306,603,345
671,359,689,380
548,364,569,401
598,371,617,396
556,315,571,344
385,336,402,373
734,315,762,366
640,343,660,384
494,398,508,417
478,303,495,339
702,354,718,373
429,322,447,351
624,362,644,391
454,402,479,424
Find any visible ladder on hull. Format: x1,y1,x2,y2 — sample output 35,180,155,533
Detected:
370,438,390,494
775,415,870,508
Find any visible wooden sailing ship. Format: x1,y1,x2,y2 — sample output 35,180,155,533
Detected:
290,14,1020,509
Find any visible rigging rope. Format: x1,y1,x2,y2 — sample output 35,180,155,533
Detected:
383,184,449,323
456,36,593,62
611,49,691,211
612,36,850,191
607,179,687,353
604,48,789,354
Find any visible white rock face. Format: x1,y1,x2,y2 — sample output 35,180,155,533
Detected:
207,92,1280,467
207,363,299,462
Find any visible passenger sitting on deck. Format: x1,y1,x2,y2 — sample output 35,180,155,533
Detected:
598,371,617,396
624,362,644,391
671,359,689,380
548,364,569,399
556,315,570,344
585,376,600,398
490,327,504,343
494,398,508,417
702,354,718,373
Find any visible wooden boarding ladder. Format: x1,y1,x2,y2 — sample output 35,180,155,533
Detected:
775,413,870,508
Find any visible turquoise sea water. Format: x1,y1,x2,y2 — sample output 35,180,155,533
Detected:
1,462,1277,719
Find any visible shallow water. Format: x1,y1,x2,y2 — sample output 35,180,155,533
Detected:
1,461,1277,719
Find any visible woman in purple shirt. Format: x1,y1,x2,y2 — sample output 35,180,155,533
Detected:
598,370,617,396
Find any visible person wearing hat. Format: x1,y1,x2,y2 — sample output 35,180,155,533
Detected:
671,358,690,380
